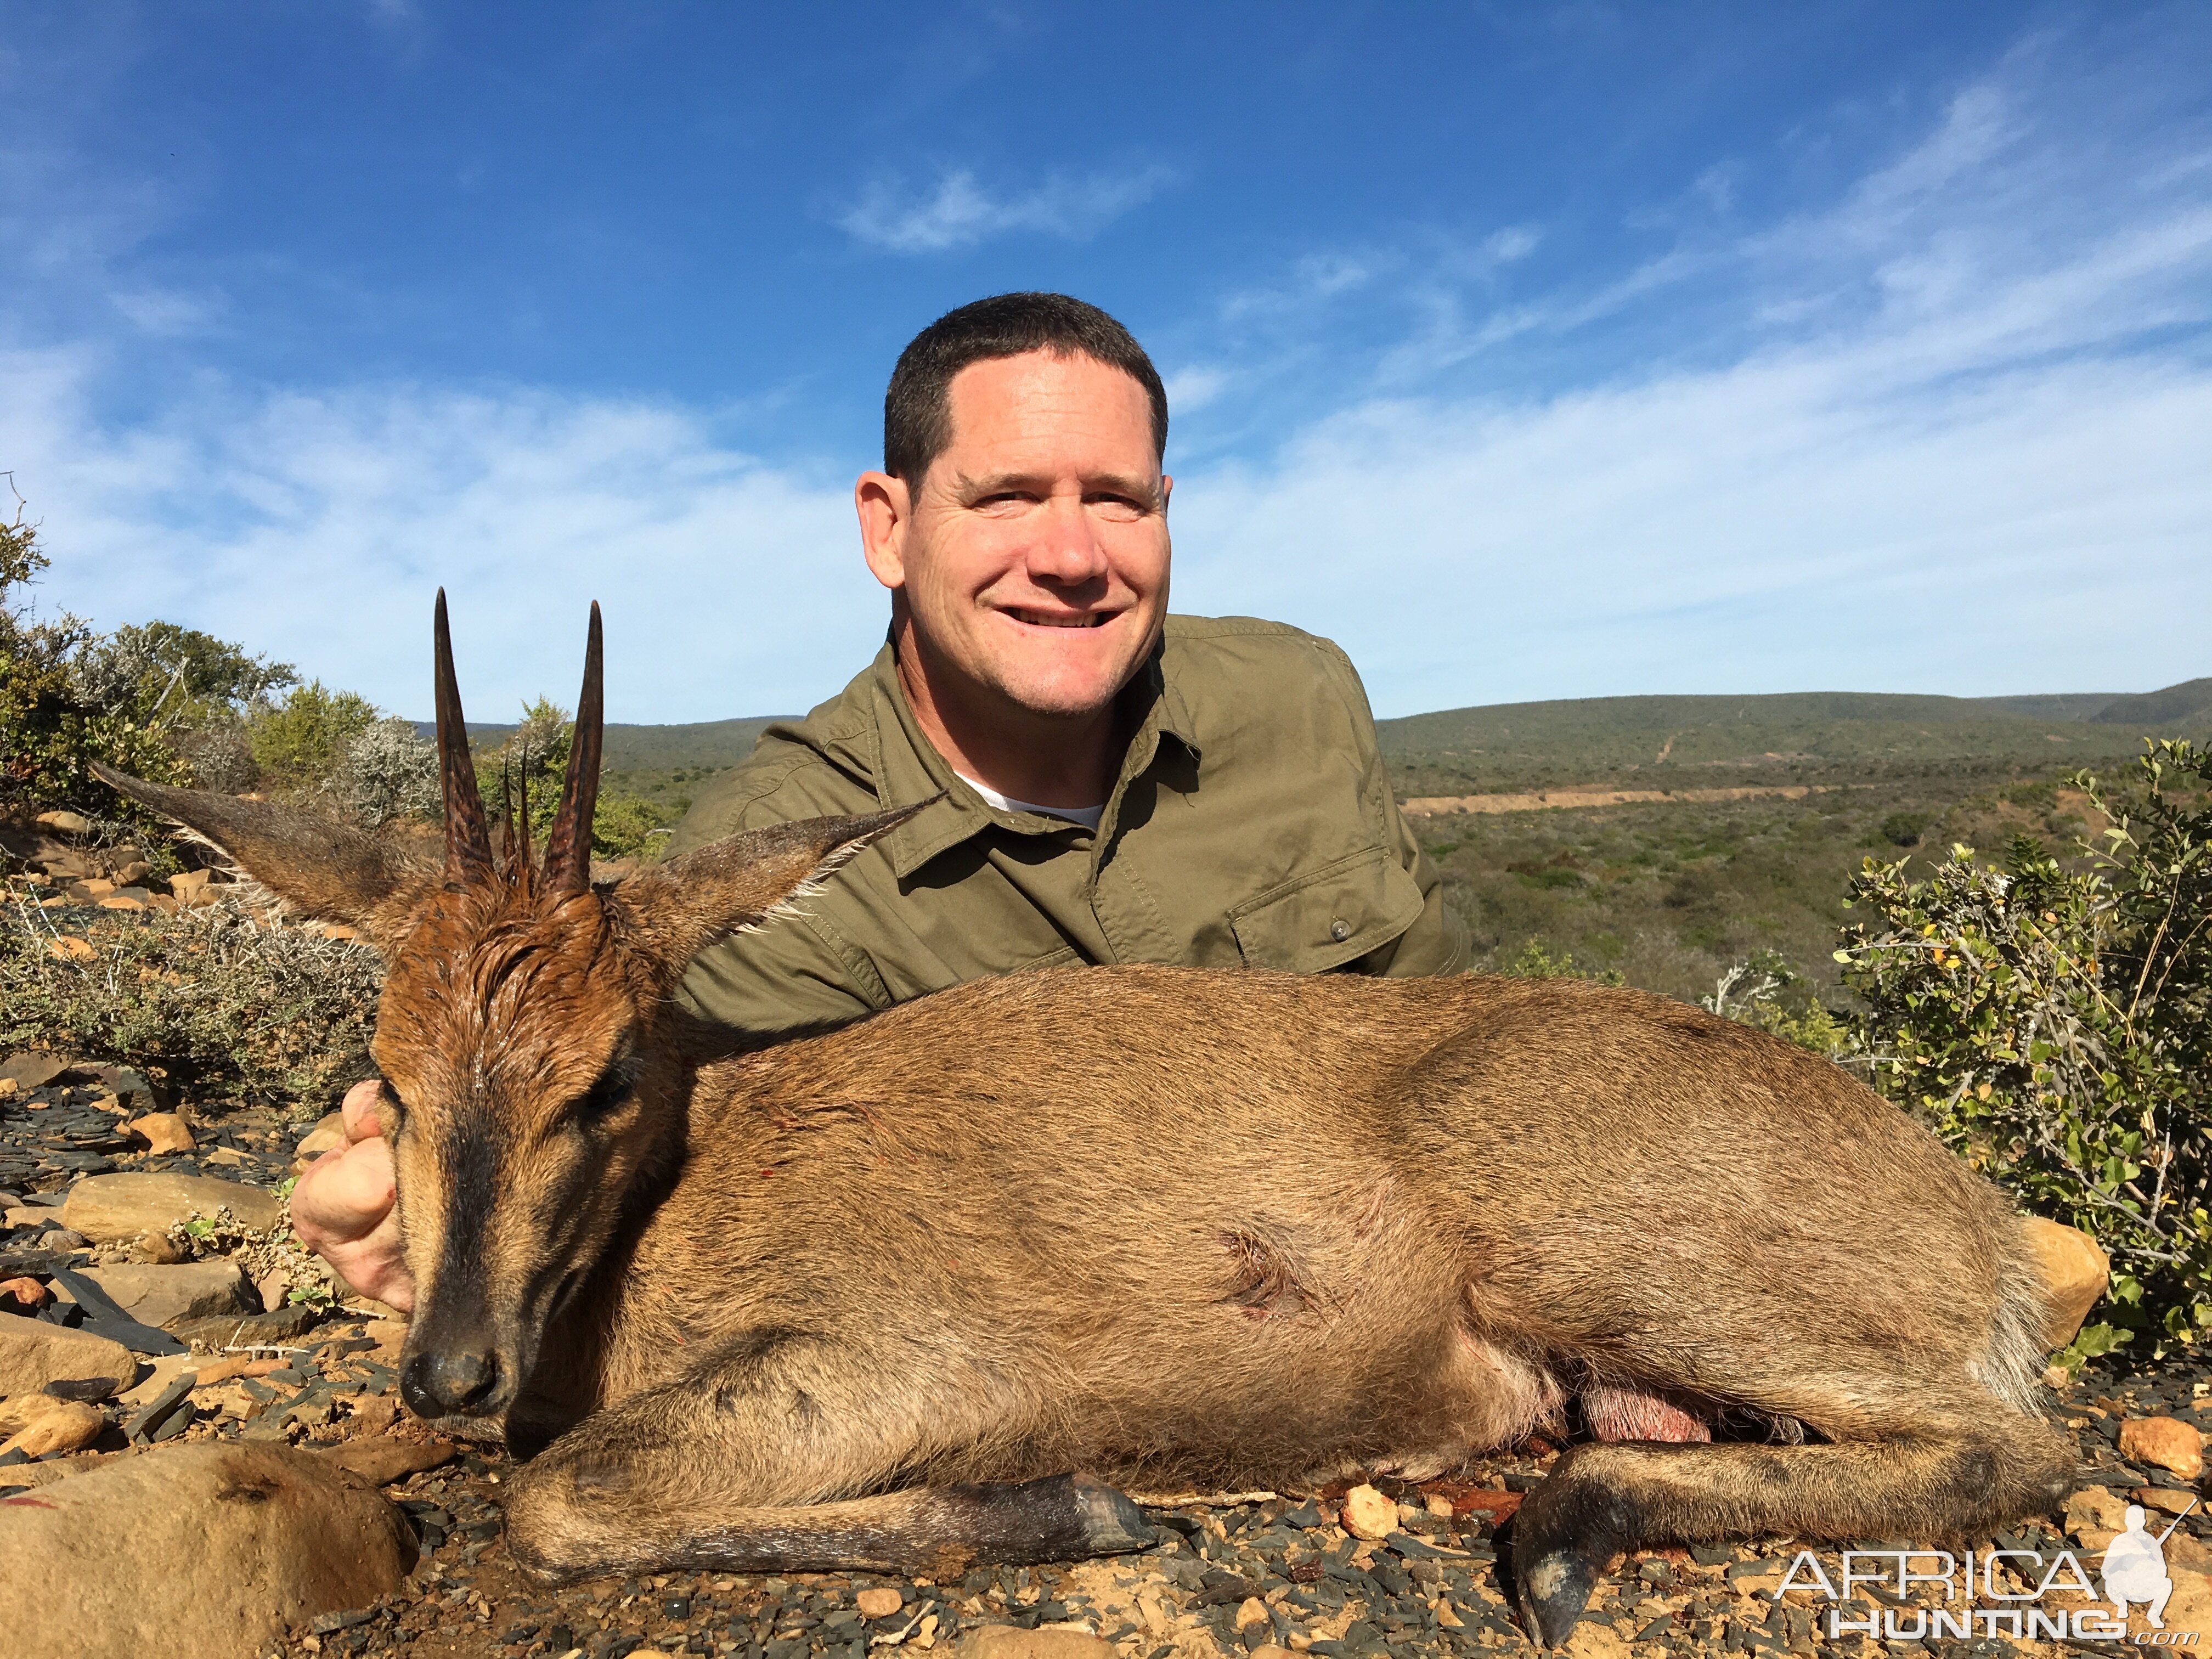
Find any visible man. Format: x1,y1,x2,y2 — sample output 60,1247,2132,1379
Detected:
295,293,1467,1309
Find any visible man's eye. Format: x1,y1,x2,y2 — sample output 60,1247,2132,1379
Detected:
1089,496,1144,521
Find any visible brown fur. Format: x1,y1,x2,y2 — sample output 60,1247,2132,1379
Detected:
89,617,2078,1646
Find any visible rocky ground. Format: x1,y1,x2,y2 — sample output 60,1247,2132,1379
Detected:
6,1042,2212,1658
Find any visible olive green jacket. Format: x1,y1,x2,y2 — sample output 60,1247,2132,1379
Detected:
669,614,1469,1035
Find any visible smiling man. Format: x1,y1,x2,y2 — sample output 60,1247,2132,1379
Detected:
293,294,1465,1308
667,292,1470,1032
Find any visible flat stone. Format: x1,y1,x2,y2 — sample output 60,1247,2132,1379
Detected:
0,1318,136,1400
856,1587,905,1618
1,1440,414,1659
33,810,93,834
60,1171,283,1244
1340,1483,1399,1541
295,1109,348,1164
315,1436,460,1485
124,1114,196,1155
0,1053,72,1090
171,1302,323,1348
2120,1415,2205,1479
1,1276,53,1313
0,1393,105,1458
2022,1216,2110,1348
78,1260,257,1329
952,1627,1115,1659
0,1327,139,1407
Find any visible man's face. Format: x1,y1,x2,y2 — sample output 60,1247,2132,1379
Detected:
866,349,1170,720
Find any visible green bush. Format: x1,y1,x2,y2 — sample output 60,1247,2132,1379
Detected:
0,900,381,1110
1835,740,2212,1361
245,680,378,788
1,518,194,817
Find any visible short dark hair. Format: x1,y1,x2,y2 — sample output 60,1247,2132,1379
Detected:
883,292,1169,488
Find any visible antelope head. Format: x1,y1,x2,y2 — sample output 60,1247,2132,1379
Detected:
96,594,917,1427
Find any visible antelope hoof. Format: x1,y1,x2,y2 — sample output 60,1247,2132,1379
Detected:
1068,1475,1153,1556
1508,1468,1627,1648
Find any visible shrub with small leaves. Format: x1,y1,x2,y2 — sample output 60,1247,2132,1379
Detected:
0,896,381,1110
1835,740,2212,1362
325,716,439,828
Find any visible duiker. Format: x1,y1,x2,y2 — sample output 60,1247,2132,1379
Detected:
99,597,2073,1645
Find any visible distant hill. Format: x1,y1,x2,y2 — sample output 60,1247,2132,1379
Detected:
419,677,2209,791
415,716,789,772
1374,683,2210,794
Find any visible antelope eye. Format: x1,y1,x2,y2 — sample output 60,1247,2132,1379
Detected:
574,1056,637,1121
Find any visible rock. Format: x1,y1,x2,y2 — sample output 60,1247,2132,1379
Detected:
856,1587,905,1619
111,861,151,887
77,1260,256,1329
255,1268,292,1312
2066,1483,2130,1549
115,1352,201,1412
316,1436,460,1485
1,1440,415,1659
167,867,214,900
0,1393,105,1458
2,1275,53,1313
33,810,92,834
123,1114,196,1154
0,1318,136,1400
295,1109,348,1164
2022,1216,2110,1347
1339,1482,1398,1541
2120,1415,2205,1479
2137,1485,2198,1516
129,1230,190,1265
1424,1493,1455,1518
1235,1595,1269,1630
205,1145,250,1167
46,936,97,963
171,1302,323,1348
60,1171,283,1244
952,1627,1115,1659
0,1052,72,1090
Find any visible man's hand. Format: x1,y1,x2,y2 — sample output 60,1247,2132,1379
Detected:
291,1079,415,1314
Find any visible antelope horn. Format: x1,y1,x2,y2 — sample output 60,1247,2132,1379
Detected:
434,589,496,885
542,601,603,895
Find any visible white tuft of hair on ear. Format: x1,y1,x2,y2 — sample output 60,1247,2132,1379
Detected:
730,829,887,939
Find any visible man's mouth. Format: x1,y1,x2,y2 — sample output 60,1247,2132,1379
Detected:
1003,607,1110,629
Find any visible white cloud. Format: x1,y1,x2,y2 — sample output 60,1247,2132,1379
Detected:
1171,59,2212,715
1,351,878,722
1163,365,1229,416
836,165,1172,254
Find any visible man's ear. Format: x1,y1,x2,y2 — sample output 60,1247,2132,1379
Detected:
608,800,930,985
91,764,439,951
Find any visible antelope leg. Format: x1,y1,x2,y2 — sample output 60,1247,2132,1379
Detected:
1509,1415,2073,1647
503,1327,1151,1583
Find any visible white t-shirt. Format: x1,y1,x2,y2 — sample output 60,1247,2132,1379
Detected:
956,772,1105,832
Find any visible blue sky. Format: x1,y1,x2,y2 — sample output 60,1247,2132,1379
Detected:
3,3,2208,721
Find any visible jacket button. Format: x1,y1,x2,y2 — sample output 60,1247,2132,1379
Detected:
1330,918,1351,943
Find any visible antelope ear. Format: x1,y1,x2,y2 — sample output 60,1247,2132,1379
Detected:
92,764,440,951
607,800,930,983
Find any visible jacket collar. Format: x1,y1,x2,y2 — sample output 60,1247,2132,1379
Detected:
862,634,1200,881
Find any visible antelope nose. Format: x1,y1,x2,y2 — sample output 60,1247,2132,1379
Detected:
402,1348,501,1417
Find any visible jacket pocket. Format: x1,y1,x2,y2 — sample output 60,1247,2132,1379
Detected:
1227,846,1425,973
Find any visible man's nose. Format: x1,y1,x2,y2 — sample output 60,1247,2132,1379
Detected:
1026,496,1110,584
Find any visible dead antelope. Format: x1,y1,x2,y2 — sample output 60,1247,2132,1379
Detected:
97,596,2074,1646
